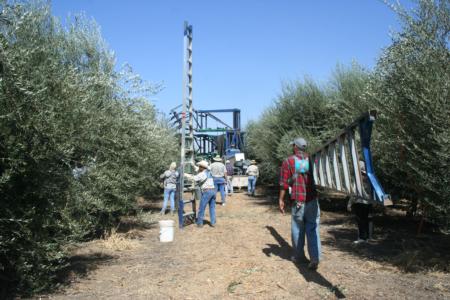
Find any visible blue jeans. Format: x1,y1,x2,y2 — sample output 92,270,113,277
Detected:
197,189,216,225
248,176,257,195
291,199,321,262
161,188,175,213
213,177,226,204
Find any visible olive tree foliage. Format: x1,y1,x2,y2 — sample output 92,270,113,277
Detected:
247,0,449,228
0,1,176,294
246,64,371,184
369,0,450,222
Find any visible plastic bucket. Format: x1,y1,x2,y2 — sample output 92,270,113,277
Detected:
159,220,175,242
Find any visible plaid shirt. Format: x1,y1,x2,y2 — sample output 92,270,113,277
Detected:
279,152,316,203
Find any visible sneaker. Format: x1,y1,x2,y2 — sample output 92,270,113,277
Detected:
353,239,367,245
308,261,319,270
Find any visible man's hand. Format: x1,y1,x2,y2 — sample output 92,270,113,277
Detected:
279,198,285,215
279,189,286,215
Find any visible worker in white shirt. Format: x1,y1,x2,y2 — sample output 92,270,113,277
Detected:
186,160,217,228
246,160,259,196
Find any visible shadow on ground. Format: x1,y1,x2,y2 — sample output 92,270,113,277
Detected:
322,212,450,273
263,226,346,299
253,192,450,273
116,216,157,233
57,252,116,285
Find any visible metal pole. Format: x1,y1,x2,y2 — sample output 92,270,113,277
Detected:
187,23,194,167
178,22,188,223
178,22,196,228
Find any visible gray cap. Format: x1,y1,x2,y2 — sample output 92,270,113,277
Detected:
290,137,307,149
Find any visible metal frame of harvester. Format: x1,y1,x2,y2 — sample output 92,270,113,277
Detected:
174,22,246,228
170,107,245,160
173,21,390,229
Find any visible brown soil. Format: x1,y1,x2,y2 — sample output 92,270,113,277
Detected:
43,192,450,299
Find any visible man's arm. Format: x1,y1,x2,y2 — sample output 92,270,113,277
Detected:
279,189,286,215
192,172,206,183
278,159,290,215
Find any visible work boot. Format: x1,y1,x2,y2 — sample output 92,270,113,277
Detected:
308,261,319,270
291,255,309,264
291,254,309,264
353,239,367,245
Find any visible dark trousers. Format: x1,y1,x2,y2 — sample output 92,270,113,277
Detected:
353,203,372,240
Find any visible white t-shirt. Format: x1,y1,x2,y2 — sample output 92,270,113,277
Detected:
246,165,259,177
210,162,226,178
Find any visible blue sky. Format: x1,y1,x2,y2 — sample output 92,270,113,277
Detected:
51,0,414,127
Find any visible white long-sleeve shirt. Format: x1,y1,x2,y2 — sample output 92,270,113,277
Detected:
186,170,215,191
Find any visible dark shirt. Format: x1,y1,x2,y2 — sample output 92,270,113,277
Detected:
226,163,234,176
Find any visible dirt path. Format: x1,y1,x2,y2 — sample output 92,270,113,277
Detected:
45,193,450,299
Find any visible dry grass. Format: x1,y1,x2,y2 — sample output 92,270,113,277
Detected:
99,230,142,252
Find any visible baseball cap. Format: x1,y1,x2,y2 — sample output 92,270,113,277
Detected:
290,137,307,149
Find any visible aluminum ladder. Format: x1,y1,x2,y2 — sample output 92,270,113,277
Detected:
177,21,197,228
311,110,392,205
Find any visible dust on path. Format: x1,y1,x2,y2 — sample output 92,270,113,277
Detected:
46,193,450,300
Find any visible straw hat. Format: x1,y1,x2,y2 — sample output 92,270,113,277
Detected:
196,160,209,169
213,155,222,162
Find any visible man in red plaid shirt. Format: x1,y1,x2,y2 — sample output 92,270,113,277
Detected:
279,137,321,270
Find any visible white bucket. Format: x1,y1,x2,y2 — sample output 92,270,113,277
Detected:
159,220,175,242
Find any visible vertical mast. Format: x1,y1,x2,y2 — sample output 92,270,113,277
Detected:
186,22,194,170
179,21,194,203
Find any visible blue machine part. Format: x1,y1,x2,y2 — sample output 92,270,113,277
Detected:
359,114,390,204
